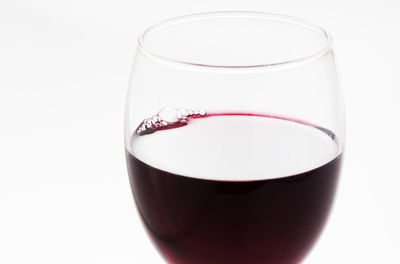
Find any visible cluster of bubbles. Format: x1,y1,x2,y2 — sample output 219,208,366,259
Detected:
136,107,206,136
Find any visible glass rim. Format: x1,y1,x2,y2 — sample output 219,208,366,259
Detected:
138,11,333,69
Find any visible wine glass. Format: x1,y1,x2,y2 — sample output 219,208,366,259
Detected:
125,12,344,264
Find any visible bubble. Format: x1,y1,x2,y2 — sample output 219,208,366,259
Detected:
179,109,189,117
158,107,180,125
145,120,152,129
152,115,161,124
136,107,207,136
161,120,168,127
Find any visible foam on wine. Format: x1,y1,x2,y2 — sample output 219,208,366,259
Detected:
128,112,340,181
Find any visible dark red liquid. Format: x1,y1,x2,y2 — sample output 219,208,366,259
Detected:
126,114,341,264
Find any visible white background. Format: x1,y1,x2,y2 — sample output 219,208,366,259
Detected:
1,0,399,263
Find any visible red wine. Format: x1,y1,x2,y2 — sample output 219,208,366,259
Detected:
126,110,341,264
